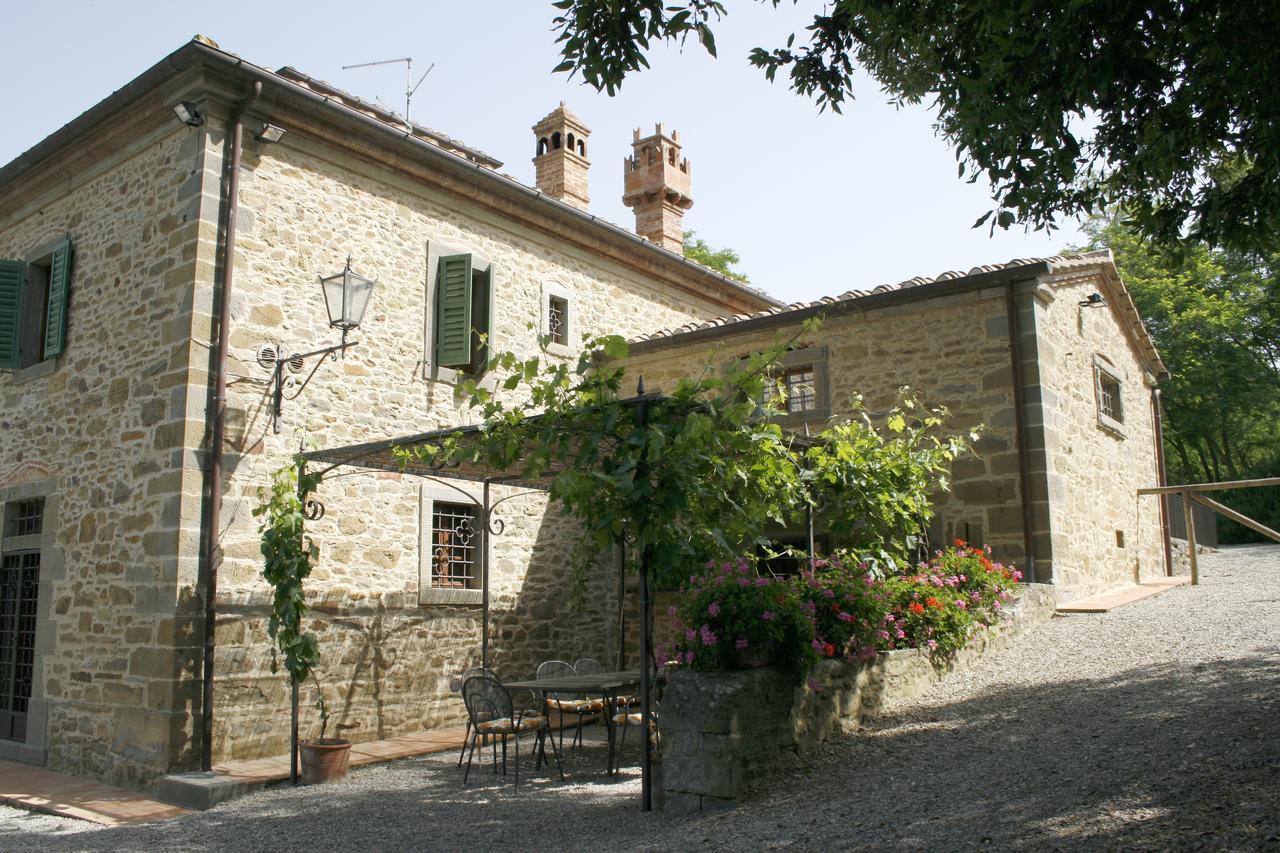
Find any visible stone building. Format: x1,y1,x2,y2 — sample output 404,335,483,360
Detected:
0,37,1168,792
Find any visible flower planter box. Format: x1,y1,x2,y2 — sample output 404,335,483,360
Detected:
659,584,1057,813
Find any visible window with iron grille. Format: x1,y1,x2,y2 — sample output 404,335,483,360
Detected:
430,502,479,589
1094,357,1124,433
1,495,42,742
548,295,568,346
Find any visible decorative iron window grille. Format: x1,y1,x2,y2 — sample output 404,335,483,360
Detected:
0,551,39,741
783,366,817,413
5,499,43,538
1098,371,1123,423
548,295,568,346
431,502,479,589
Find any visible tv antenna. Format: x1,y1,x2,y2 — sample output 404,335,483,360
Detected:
342,56,434,123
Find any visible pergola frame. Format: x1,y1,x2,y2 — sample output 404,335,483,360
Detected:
294,388,823,809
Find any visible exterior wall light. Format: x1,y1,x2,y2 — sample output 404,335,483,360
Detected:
173,102,205,127
268,256,377,433
1078,292,1106,308
256,123,286,143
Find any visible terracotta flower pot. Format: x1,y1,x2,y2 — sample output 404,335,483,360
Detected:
300,738,351,785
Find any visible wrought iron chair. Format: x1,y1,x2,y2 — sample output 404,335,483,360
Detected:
461,674,563,790
607,667,662,775
455,666,497,768
539,659,604,751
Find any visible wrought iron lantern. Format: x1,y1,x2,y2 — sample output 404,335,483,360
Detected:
265,256,377,433
320,255,376,345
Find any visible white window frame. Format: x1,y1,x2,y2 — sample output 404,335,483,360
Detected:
1093,354,1126,437
423,238,496,385
540,280,575,357
418,480,485,606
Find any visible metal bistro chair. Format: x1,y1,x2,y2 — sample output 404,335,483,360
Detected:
539,660,605,752
577,657,637,710
461,674,563,790
607,665,662,776
455,666,497,769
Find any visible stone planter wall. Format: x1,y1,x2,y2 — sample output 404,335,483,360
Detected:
661,584,1057,813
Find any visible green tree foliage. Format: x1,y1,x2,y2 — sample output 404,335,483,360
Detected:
550,1,1280,253
1076,215,1280,540
683,229,750,284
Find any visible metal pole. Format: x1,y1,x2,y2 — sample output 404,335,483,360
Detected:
633,377,653,812
1150,388,1174,576
1182,491,1199,585
482,478,491,669
616,537,627,671
290,676,299,784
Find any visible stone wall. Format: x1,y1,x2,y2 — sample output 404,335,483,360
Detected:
193,128,737,762
660,584,1057,813
623,286,1030,570
1034,271,1167,598
0,123,211,787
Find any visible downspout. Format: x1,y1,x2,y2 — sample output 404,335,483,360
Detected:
1151,388,1173,576
202,81,262,772
1006,283,1037,582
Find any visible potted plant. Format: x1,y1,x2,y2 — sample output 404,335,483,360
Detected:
299,678,355,784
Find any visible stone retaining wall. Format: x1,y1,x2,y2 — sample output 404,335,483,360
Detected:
660,584,1057,813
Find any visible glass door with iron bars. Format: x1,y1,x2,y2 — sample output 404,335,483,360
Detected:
1,499,42,742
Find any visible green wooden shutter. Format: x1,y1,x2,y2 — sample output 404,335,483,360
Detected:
43,239,72,359
434,253,472,367
0,260,23,369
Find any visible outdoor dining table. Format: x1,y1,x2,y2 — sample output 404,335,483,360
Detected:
504,670,652,770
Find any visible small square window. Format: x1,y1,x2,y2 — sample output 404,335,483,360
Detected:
4,499,44,538
429,502,479,590
548,295,569,346
783,367,816,413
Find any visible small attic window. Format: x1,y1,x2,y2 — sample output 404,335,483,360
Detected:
548,295,568,346
1094,355,1125,435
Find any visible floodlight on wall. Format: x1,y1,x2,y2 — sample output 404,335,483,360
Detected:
173,102,205,127
256,123,286,143
267,255,377,433
1078,292,1106,308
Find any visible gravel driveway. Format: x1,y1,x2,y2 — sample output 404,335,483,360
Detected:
4,544,1278,852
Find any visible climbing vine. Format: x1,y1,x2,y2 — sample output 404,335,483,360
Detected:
253,457,324,685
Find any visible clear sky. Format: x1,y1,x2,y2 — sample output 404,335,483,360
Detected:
1,1,1083,304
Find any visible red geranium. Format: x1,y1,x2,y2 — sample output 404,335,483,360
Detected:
909,601,925,615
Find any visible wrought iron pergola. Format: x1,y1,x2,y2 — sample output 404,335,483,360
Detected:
294,386,824,810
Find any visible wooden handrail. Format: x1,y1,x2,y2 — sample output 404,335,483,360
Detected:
1137,476,1280,586
1136,476,1280,496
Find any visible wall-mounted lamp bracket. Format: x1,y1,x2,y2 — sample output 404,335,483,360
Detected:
271,339,359,434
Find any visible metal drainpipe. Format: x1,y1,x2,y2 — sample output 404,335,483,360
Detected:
1006,283,1037,582
201,81,262,772
1151,388,1173,576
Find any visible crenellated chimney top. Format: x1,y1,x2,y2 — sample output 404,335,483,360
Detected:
622,122,692,252
532,102,590,211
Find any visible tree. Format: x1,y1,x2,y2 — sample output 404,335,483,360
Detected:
1074,214,1280,539
683,229,750,284
550,1,1280,253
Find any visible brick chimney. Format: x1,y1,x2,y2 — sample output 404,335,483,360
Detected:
622,123,692,252
532,103,590,210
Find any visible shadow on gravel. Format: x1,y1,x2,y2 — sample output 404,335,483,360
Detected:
8,656,1279,852
739,652,1280,851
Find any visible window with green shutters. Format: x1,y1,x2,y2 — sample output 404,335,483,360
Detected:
0,237,73,371
431,251,494,374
